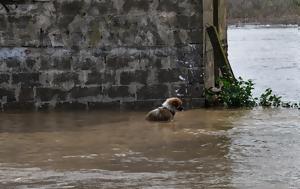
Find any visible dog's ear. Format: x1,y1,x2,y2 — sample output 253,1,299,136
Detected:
172,100,179,108
170,98,182,108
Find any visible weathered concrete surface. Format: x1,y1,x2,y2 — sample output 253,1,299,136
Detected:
0,0,225,110
203,0,227,89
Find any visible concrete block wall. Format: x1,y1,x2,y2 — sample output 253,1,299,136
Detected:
0,0,209,111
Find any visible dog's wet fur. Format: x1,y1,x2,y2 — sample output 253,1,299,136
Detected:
146,97,183,122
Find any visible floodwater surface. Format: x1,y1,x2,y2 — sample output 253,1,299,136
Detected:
0,26,300,189
1,109,299,189
228,25,300,101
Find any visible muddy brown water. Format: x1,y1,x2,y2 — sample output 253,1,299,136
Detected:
1,26,300,188
0,109,300,189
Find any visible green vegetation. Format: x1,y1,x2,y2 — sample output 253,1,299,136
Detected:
206,75,284,108
228,0,300,24
217,76,257,108
259,88,282,107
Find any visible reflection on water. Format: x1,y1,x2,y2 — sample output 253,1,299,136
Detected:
1,26,300,188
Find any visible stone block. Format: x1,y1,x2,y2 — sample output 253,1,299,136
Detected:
158,69,181,83
105,54,131,69
190,83,205,98
3,102,35,111
12,72,40,87
36,87,68,102
137,84,169,100
0,88,16,102
139,53,163,69
7,15,33,29
175,45,203,68
157,0,180,12
174,29,203,44
123,1,150,12
86,72,103,85
0,15,7,30
53,56,72,70
18,88,34,102
106,86,134,98
0,74,10,84
170,82,204,99
185,67,205,84
6,58,21,69
53,72,79,85
59,1,85,16
87,1,114,15
188,30,203,43
86,71,116,85
72,57,97,71
176,15,202,29
25,58,37,70
70,86,102,99
122,100,164,110
120,70,148,85
40,56,71,71
103,71,116,84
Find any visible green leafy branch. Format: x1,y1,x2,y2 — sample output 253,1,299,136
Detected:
205,75,286,108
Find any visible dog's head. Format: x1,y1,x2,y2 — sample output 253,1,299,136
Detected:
163,97,184,112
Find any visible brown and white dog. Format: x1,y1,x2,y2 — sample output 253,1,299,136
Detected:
146,97,183,122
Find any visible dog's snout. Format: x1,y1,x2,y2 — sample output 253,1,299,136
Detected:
177,106,183,111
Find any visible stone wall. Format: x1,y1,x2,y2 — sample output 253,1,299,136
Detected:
0,0,223,111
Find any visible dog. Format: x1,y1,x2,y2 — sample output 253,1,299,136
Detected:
146,97,183,122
